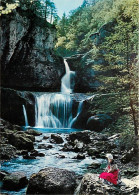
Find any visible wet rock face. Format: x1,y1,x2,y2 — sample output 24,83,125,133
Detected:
0,144,17,160
50,134,64,144
1,88,35,126
87,114,112,132
68,130,91,144
2,172,28,190
66,55,97,93
26,167,77,194
0,119,42,160
1,9,65,91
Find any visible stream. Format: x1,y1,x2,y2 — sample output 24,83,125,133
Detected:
1,59,106,194
1,128,106,195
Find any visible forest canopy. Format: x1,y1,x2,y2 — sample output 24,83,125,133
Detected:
55,0,138,137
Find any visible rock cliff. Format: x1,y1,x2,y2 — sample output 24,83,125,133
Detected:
1,8,65,91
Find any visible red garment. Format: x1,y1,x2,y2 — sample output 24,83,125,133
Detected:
99,166,119,185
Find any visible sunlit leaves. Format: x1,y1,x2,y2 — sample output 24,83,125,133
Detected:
0,1,19,16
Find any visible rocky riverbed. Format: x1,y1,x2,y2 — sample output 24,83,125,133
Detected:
0,118,138,194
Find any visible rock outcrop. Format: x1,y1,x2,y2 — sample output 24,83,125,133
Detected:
1,88,35,126
75,173,139,195
87,114,112,131
26,167,77,194
0,119,41,160
1,8,65,91
66,54,98,93
2,172,28,190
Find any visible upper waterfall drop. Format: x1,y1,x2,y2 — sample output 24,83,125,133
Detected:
61,59,75,94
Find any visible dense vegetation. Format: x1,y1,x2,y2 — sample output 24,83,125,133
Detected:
55,0,138,143
0,0,57,23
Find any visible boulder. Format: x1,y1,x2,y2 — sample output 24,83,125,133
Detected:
0,144,17,160
120,148,134,163
62,143,74,152
57,154,66,159
38,144,53,150
87,147,100,156
26,167,77,194
69,130,91,144
4,130,34,151
25,129,42,136
0,171,9,180
30,150,45,157
74,140,84,152
87,114,112,131
12,125,22,131
43,135,49,140
2,172,28,190
0,118,14,130
74,153,85,160
50,134,64,144
75,173,139,195
23,155,36,159
16,150,28,155
87,161,101,169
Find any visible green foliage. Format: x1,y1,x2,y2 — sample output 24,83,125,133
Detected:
55,0,138,139
0,0,57,23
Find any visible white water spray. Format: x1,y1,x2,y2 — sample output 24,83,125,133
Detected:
35,94,73,128
61,59,75,94
22,105,29,127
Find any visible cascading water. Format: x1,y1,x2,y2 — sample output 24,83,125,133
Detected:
22,105,29,127
35,94,73,128
69,101,83,128
35,59,82,128
61,59,75,94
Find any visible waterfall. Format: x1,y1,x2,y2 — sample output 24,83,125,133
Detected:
61,59,75,94
35,94,73,128
22,105,29,127
69,101,83,128
35,59,82,129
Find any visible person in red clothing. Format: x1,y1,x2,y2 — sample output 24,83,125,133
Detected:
99,153,119,185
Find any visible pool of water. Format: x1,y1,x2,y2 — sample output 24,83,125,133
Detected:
1,128,106,194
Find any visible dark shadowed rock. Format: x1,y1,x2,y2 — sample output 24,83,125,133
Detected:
0,118,14,130
87,114,112,131
26,167,77,194
0,144,17,160
120,148,134,164
68,130,91,144
23,154,36,159
43,135,49,140
87,161,101,169
38,144,53,150
2,172,28,190
16,150,28,156
4,130,34,151
1,88,35,126
25,129,42,136
66,54,97,93
0,171,9,180
73,153,85,160
50,134,64,144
